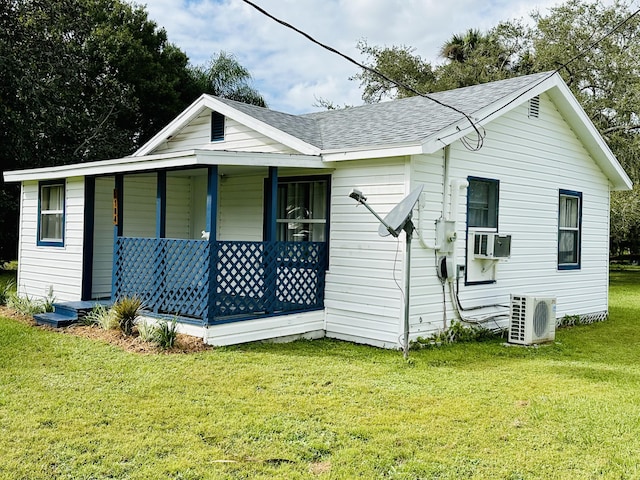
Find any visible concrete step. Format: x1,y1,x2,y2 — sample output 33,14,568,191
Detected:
33,311,77,328
33,300,112,328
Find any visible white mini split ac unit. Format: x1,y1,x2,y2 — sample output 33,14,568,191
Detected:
508,295,557,345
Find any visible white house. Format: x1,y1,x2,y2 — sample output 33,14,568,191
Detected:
3,71,632,348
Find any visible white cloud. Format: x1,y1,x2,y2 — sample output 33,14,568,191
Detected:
140,0,608,114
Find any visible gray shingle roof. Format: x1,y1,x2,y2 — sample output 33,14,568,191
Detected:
215,72,554,151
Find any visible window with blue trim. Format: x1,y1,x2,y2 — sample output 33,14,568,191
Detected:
558,190,582,269
38,181,65,246
276,178,328,242
467,177,499,229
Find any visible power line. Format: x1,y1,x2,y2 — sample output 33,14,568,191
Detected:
242,0,640,151
435,4,640,144
240,0,485,151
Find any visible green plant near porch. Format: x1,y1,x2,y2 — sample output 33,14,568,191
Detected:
112,296,143,335
82,303,117,330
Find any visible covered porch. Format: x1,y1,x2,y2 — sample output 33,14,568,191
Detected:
84,150,331,327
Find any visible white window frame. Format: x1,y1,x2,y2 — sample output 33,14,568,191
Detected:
38,181,65,247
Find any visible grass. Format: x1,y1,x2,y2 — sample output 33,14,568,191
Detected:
0,270,639,479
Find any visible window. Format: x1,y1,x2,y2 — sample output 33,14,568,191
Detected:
467,177,499,229
211,111,225,141
276,178,328,242
558,190,582,269
38,181,65,246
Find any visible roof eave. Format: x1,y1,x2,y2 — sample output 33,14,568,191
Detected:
321,143,423,162
134,95,322,157
3,150,324,183
422,72,632,191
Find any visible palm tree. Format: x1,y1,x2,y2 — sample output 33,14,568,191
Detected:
189,51,267,107
440,29,486,63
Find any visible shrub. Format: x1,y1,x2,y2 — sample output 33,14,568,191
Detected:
412,320,496,349
83,303,118,329
43,286,55,313
155,318,178,349
112,296,143,336
0,281,15,306
136,319,157,342
1,260,18,271
6,292,46,315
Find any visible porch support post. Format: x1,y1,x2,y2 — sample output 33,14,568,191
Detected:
153,171,167,314
156,171,166,238
81,176,95,301
265,167,278,241
111,174,124,300
114,174,124,237
206,166,218,324
206,166,218,240
264,167,278,313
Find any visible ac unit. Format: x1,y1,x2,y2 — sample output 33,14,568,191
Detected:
509,295,557,345
473,232,511,259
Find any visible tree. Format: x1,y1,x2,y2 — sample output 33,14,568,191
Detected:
0,0,265,261
351,40,436,103
528,0,640,257
351,0,640,256
188,51,267,107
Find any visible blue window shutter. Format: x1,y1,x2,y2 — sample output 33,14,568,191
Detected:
211,112,225,141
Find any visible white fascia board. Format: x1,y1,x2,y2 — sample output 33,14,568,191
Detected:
321,143,423,162
202,97,321,156
420,72,632,191
3,151,198,182
134,96,209,157
194,150,324,168
3,150,325,183
134,95,321,157
422,73,560,154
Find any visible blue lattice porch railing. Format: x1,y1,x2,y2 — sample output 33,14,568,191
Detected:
113,238,327,324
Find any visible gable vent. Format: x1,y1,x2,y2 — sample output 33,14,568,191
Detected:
528,96,540,118
211,111,225,141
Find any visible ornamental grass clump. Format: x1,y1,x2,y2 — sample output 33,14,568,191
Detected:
112,296,143,336
154,318,178,349
6,292,46,315
136,319,157,342
83,303,118,330
0,281,15,306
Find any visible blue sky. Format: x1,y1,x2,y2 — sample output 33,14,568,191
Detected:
141,0,593,114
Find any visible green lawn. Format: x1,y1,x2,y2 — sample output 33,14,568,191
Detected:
1,270,639,479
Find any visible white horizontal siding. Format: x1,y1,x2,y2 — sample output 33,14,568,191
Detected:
328,94,614,345
324,157,409,348
17,178,85,302
217,172,265,241
442,95,609,326
166,174,192,239
123,174,156,237
152,110,297,155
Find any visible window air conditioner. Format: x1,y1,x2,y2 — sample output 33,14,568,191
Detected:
473,232,511,259
509,295,557,345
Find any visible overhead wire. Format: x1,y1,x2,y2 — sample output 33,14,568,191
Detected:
240,0,485,151
435,4,640,145
242,0,640,153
